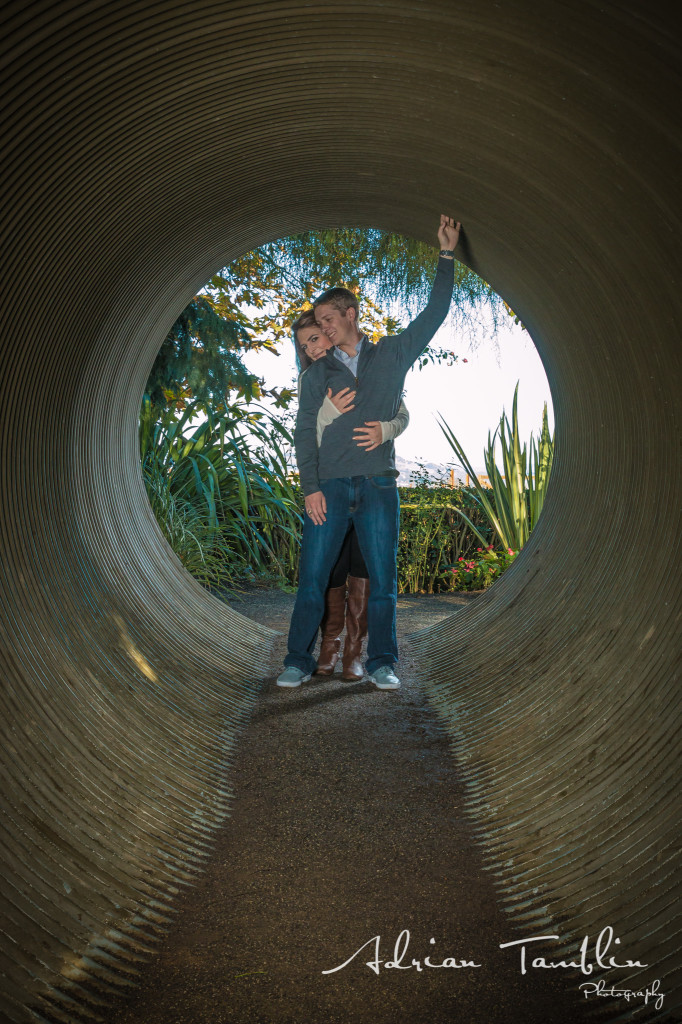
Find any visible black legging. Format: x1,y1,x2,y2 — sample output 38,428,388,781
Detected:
328,525,368,587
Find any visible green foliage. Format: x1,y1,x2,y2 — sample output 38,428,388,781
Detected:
140,229,531,596
257,228,493,316
146,296,260,409
205,228,514,374
141,404,517,593
438,383,554,551
441,547,519,592
143,455,242,588
397,485,496,593
205,234,407,358
264,481,503,594
140,394,302,588
528,402,554,529
407,462,454,488
146,228,517,423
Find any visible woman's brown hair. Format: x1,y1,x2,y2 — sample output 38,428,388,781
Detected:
291,309,318,372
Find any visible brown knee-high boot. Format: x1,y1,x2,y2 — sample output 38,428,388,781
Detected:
342,576,369,681
315,584,347,675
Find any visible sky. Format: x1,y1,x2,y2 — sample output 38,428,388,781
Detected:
239,310,554,478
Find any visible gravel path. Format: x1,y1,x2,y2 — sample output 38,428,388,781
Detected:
104,587,612,1024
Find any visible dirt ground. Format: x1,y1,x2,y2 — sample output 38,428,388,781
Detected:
102,587,618,1024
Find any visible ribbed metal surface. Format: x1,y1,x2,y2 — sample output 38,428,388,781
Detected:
0,1,679,1021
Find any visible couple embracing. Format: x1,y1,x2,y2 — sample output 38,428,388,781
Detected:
277,215,461,691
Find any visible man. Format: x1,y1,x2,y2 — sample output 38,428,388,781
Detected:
277,214,461,690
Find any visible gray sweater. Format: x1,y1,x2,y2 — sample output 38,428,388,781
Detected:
295,255,455,495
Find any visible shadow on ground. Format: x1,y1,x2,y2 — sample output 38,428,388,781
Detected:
102,588,617,1024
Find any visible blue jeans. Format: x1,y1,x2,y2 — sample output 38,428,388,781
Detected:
284,475,400,675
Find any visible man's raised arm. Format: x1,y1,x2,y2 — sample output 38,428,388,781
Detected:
394,215,461,371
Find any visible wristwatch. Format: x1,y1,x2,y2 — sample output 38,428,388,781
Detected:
440,249,455,257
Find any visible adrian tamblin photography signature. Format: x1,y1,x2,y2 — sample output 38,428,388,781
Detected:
321,926,665,1011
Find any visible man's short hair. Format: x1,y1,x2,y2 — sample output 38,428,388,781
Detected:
312,286,359,319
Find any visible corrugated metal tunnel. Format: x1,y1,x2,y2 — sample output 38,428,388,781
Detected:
0,2,679,1021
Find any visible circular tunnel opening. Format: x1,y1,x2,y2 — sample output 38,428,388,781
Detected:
139,226,555,606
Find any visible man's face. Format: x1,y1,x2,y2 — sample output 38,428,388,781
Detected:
297,324,332,361
315,303,356,346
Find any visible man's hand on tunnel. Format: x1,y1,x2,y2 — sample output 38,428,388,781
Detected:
438,215,461,254
304,490,327,525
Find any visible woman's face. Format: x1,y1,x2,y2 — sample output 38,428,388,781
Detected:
298,324,333,361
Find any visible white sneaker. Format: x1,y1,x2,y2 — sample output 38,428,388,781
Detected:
369,665,401,690
276,666,311,688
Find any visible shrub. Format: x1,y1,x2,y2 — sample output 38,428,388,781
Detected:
438,382,554,552
439,546,519,592
140,394,302,589
397,485,496,593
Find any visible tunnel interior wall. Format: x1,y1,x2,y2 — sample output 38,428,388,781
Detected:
0,2,680,1021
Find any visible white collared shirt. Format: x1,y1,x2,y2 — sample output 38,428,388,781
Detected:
333,334,366,377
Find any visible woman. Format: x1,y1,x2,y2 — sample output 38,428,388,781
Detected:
291,309,409,681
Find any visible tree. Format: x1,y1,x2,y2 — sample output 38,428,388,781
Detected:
144,295,261,409
205,229,514,373
146,228,517,412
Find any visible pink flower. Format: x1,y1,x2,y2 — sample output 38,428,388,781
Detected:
476,547,482,552
508,548,513,555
